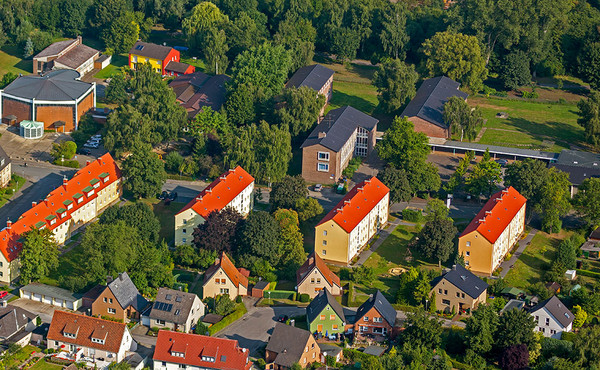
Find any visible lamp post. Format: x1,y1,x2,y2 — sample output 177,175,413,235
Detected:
425,299,429,312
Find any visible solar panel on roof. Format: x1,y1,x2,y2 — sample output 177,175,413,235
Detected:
135,44,144,50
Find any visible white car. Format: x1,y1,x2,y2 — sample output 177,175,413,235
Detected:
83,142,99,148
91,134,102,140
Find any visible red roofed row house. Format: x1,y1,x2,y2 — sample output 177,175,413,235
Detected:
174,166,254,246
314,177,389,265
458,187,527,275
0,154,122,283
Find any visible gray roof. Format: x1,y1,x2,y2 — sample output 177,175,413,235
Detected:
21,283,82,302
500,299,525,314
34,39,78,59
129,41,173,60
0,305,37,340
165,61,192,74
202,313,223,324
286,64,334,92
363,346,386,357
529,296,574,328
301,106,378,151
107,272,148,311
254,280,269,290
550,149,600,185
55,44,99,69
306,289,345,325
266,323,313,368
318,343,342,357
431,264,488,299
431,140,558,161
354,291,396,327
401,76,468,129
0,144,10,172
148,287,202,325
3,70,93,101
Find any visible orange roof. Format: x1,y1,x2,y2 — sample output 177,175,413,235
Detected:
460,186,527,243
317,177,389,233
0,153,121,262
47,310,127,354
177,166,254,218
153,331,251,370
296,252,341,289
203,252,248,288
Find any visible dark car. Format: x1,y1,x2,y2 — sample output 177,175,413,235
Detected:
158,191,168,200
168,191,178,200
495,159,509,167
277,315,289,323
77,148,92,155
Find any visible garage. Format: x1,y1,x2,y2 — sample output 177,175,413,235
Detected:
22,291,31,300
33,293,42,302
20,283,82,311
43,296,52,305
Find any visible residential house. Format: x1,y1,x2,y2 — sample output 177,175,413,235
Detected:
286,64,334,114
458,187,526,275
0,154,121,284
353,291,396,340
0,305,37,342
550,149,600,197
296,252,342,298
202,253,248,300
430,264,488,315
0,69,96,131
306,289,345,336
529,296,574,339
301,106,378,183
128,41,194,76
47,310,136,365
20,283,83,310
91,272,149,322
315,177,389,265
153,331,252,370
0,144,11,188
174,166,254,246
33,36,100,76
401,76,468,138
145,287,205,332
169,72,231,119
265,323,321,369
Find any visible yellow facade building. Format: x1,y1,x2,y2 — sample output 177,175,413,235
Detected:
202,253,248,300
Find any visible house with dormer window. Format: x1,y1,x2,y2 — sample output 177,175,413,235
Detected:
529,296,574,339
153,331,252,370
47,310,136,364
430,264,488,316
145,287,205,332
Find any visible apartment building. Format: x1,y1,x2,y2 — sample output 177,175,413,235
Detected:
174,166,254,246
315,177,389,265
458,187,527,275
0,154,121,283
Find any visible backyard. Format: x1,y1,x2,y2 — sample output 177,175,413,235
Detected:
0,45,30,76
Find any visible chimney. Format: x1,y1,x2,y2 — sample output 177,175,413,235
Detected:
485,211,492,215
44,198,49,206
452,265,457,270
119,273,124,281
215,256,221,264
97,158,102,164
32,201,37,207
365,179,371,184
76,35,82,44
318,132,327,139
336,207,343,213
86,160,90,166
309,256,314,265
502,188,509,194
6,220,11,230
220,175,227,180
477,218,486,224
344,200,351,205
196,196,203,202
63,177,68,185
106,276,113,284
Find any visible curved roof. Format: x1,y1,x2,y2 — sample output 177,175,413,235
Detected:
3,70,93,101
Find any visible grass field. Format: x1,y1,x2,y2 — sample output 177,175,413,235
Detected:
0,45,30,76
471,96,584,152
30,359,63,370
94,54,129,79
0,175,26,209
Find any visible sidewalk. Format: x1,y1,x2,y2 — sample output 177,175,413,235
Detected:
499,229,538,278
353,219,416,267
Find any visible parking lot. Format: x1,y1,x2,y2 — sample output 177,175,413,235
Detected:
9,298,59,323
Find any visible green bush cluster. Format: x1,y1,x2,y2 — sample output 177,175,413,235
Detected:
298,293,310,303
53,159,80,168
208,303,247,335
521,90,539,99
576,269,600,279
342,157,362,178
402,208,424,223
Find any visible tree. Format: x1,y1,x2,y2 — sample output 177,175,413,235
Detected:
19,228,60,284
495,307,536,351
445,151,474,193
573,305,587,328
192,208,243,255
421,31,488,92
90,0,129,31
99,202,161,243
443,96,483,142
295,198,323,222
182,2,229,50
424,199,449,222
504,158,549,214
238,211,282,266
417,217,457,265
50,141,77,161
402,309,443,350
205,28,229,75
188,106,231,137
102,12,139,54
275,86,325,137
572,326,600,367
500,51,531,90
352,266,376,285
253,121,292,183
194,321,209,335
224,83,256,127
270,175,308,210
555,237,577,270
164,152,184,173
373,59,419,113
173,244,197,267
23,37,33,58
0,72,17,89
465,149,502,197
272,209,305,273
214,294,236,315
499,344,529,370
465,304,499,355
379,165,412,203
579,42,600,90
273,14,316,71
577,91,600,148
380,2,409,59
121,143,166,199
574,178,600,226
539,168,571,233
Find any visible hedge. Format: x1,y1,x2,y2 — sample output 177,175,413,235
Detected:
402,208,424,223
263,290,295,300
576,269,600,279
347,282,356,306
53,159,80,168
208,303,247,335
449,359,470,370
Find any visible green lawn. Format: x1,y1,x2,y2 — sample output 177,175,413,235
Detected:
152,201,185,243
0,44,30,76
373,225,439,270
2,345,41,368
0,175,26,209
30,359,64,370
173,268,197,284
504,230,573,289
94,54,129,79
471,96,584,152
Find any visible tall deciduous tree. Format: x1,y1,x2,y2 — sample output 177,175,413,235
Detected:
102,12,139,54
273,209,306,273
443,96,483,142
192,208,243,255
276,86,325,137
238,211,282,266
380,2,409,59
499,344,529,370
495,307,536,351
295,198,323,222
504,158,549,212
421,31,488,92
182,1,229,50
273,14,316,71
500,51,531,90
379,165,411,203
577,91,600,148
417,216,457,266
122,143,166,199
99,202,161,243
574,178,600,226
373,59,419,113
269,175,308,210
539,168,571,233
20,228,60,284
579,42,600,90
465,149,502,197
204,28,229,75
465,304,499,355
402,309,443,350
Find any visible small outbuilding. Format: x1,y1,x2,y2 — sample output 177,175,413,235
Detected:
19,121,44,139
252,280,270,298
20,283,82,310
565,270,577,281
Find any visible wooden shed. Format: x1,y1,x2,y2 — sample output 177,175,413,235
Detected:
252,280,270,298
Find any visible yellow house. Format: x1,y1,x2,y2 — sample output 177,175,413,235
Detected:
458,187,526,275
202,253,248,300
296,252,342,298
430,264,488,315
315,177,389,265
129,41,180,75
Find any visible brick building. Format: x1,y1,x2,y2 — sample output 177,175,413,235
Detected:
91,272,149,323
0,69,95,132
430,264,488,315
352,290,397,340
286,64,334,114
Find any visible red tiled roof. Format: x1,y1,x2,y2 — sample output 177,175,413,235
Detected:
460,186,527,244
47,310,127,354
297,252,341,289
0,153,121,262
153,331,252,370
176,166,254,219
317,177,389,233
203,253,248,288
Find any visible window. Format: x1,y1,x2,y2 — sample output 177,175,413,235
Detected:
182,238,186,243
157,319,165,325
363,316,369,322
323,230,327,236
183,229,187,234
438,288,442,294
91,338,105,344
317,163,329,172
220,288,229,294
322,250,326,256
333,324,339,330
461,293,465,298
108,308,116,314
317,152,330,161
109,298,113,304
442,299,451,305
444,290,448,295
330,314,336,320
103,297,107,303
311,278,315,284
360,326,368,332
550,330,556,334
456,292,460,298
215,279,220,284
183,219,187,225
466,251,470,256
546,318,550,326
535,316,539,322
178,365,187,369
322,240,327,246
316,278,321,284
55,341,59,346
320,315,325,320
312,353,316,359
466,241,471,247
465,260,470,266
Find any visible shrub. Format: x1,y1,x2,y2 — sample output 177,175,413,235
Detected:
347,282,355,305
342,157,362,178
352,266,376,285
299,293,310,303
53,159,80,168
402,208,424,223
214,294,236,316
521,90,539,99
208,303,247,335
235,295,242,304
255,359,266,368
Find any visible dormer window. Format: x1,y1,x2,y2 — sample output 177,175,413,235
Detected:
46,215,57,226
172,351,185,358
57,208,67,218
100,172,110,183
91,337,105,344
83,186,94,197
90,178,101,189
201,356,215,362
64,332,76,339
74,193,83,204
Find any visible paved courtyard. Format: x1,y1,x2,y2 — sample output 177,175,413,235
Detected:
9,298,59,323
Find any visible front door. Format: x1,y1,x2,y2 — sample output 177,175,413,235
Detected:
317,325,323,332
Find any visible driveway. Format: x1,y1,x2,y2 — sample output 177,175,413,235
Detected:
214,306,306,356
9,298,58,323
130,325,158,353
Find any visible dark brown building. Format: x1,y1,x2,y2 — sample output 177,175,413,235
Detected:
91,272,149,323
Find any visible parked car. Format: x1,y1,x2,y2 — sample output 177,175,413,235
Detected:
0,291,8,299
314,184,323,192
158,191,169,200
83,142,99,148
168,191,178,200
77,148,92,155
277,315,289,323
91,134,102,140
495,159,509,167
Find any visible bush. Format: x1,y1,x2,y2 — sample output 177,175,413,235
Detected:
53,159,80,168
164,152,184,173
402,208,424,223
214,294,236,316
576,269,600,279
208,303,247,335
235,295,242,304
342,157,362,178
299,293,310,303
352,266,376,285
347,282,355,305
255,359,266,368
521,90,539,99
